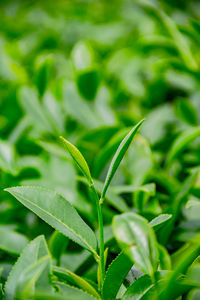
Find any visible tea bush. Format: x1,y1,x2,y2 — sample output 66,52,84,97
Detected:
1,0,200,299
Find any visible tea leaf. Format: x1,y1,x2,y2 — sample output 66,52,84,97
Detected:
113,212,158,276
101,119,144,200
175,98,198,126
160,234,200,299
72,41,99,101
158,245,171,270
0,140,18,175
34,282,96,299
35,55,54,96
53,266,100,299
16,256,50,298
59,136,93,185
0,226,29,255
149,214,172,232
102,252,133,300
122,274,153,300
167,127,200,166
5,186,97,255
5,236,52,300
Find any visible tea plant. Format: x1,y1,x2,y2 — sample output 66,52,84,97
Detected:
1,0,200,299
1,119,200,299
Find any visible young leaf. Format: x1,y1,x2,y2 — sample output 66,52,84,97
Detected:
113,212,158,276
35,55,54,96
175,98,198,126
160,234,200,300
53,266,100,299
5,186,97,255
5,236,52,300
0,140,18,175
72,41,99,101
122,274,153,300
59,136,93,185
0,226,29,255
166,127,200,166
102,252,133,300
149,214,172,232
101,119,144,200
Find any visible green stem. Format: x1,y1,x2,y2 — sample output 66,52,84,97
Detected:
90,182,105,290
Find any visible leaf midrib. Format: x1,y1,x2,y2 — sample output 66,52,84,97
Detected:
9,190,97,255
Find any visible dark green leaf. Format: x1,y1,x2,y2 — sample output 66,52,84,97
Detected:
122,274,153,300
102,252,133,300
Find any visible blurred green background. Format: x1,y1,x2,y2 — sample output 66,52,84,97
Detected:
1,0,200,283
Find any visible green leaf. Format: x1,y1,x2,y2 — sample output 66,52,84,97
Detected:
102,252,133,300
133,183,156,212
49,231,69,265
166,127,200,166
17,86,52,132
175,98,198,126
0,140,18,175
76,70,99,102
53,266,100,299
72,41,99,101
35,55,54,96
113,212,158,276
149,214,172,232
34,282,96,300
5,186,97,255
16,256,50,298
59,136,93,185
160,234,200,300
5,235,52,300
101,119,144,200
122,274,153,300
158,245,171,270
0,226,29,255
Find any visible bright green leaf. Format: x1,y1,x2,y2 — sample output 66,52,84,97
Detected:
5,186,97,255
101,119,144,200
5,236,52,300
113,212,158,276
60,136,93,185
149,214,172,232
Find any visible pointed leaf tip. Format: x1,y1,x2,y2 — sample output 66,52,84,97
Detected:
101,119,144,199
59,136,92,184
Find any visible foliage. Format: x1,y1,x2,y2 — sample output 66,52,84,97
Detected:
1,0,200,299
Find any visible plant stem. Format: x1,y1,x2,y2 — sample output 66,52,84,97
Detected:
90,182,105,290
